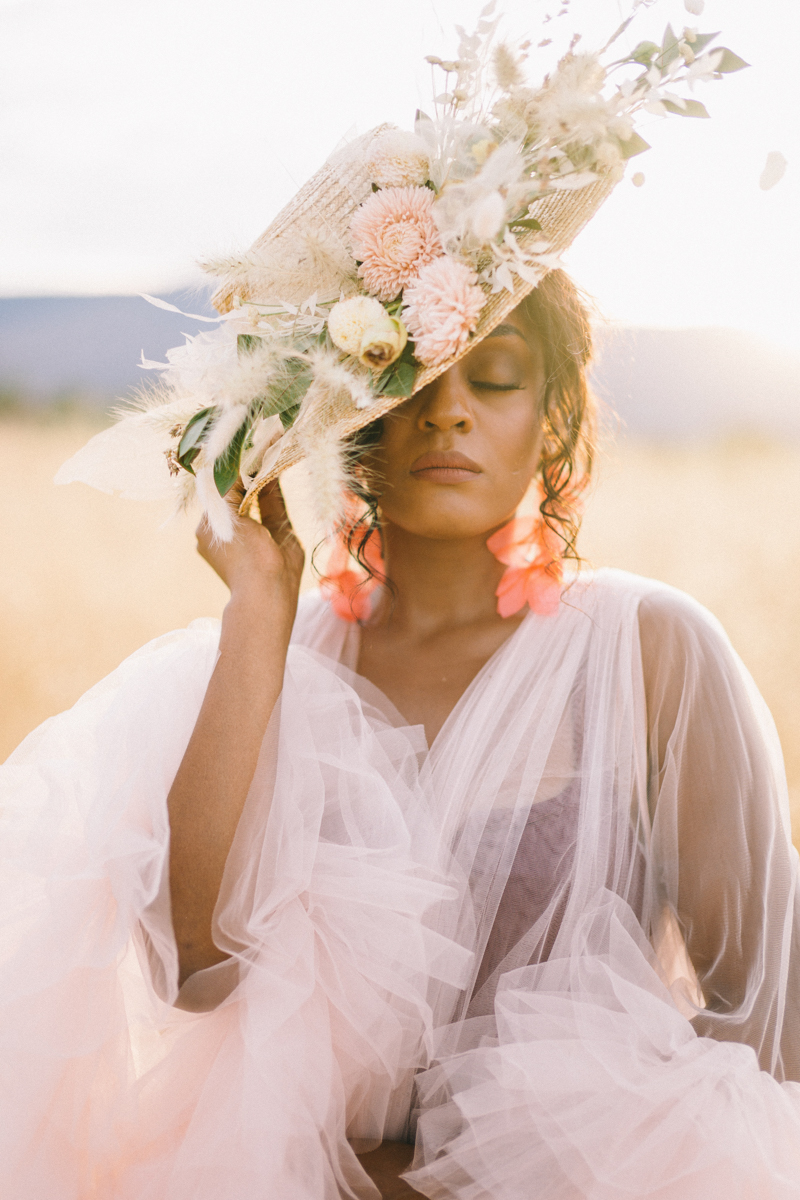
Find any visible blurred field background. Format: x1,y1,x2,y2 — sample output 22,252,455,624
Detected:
2,409,799,841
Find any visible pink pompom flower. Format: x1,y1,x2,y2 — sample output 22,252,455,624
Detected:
350,186,443,302
401,256,486,367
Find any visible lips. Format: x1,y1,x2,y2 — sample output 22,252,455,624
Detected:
409,450,482,484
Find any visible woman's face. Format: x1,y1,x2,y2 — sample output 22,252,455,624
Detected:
364,314,546,541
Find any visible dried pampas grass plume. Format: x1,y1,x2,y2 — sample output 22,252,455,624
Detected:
195,463,236,543
298,425,352,537
201,224,359,306
307,345,374,412
292,356,370,534
493,42,527,92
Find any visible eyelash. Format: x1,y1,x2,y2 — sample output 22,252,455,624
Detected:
469,381,522,392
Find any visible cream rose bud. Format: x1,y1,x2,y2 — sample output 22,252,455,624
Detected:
327,295,388,355
365,129,431,189
359,316,408,371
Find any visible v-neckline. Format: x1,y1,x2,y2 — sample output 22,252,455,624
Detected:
346,606,535,757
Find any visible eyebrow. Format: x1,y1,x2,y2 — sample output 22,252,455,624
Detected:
487,323,529,343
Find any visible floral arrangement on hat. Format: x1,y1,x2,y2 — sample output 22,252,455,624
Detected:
57,1,747,543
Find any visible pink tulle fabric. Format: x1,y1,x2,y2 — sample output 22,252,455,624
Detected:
4,570,800,1197
486,512,563,617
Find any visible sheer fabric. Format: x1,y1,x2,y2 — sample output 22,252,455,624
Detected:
1,569,800,1197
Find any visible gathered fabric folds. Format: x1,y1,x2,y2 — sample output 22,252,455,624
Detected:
2,569,800,1197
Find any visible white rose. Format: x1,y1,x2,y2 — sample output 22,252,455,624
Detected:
359,316,408,371
327,295,388,355
365,129,431,189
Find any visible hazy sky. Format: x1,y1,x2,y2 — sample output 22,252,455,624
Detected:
1,0,797,347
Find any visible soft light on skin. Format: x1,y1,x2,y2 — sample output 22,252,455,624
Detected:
364,317,546,544
353,316,549,746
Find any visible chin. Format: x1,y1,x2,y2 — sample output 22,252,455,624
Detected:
385,497,508,542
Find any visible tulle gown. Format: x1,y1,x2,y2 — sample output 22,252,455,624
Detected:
3,568,800,1198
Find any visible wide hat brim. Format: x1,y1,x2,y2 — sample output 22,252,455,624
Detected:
212,130,616,514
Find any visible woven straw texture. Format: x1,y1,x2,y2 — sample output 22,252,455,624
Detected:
213,131,617,510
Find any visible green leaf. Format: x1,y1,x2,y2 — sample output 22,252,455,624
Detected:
375,357,417,399
662,98,710,118
714,47,750,73
237,333,262,355
213,419,249,497
617,131,651,159
258,358,313,421
279,403,301,430
688,31,720,55
509,217,543,232
176,406,216,475
630,40,659,65
658,23,681,68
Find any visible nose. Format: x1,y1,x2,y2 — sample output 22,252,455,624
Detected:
415,367,473,434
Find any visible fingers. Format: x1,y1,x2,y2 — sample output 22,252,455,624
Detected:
257,480,295,546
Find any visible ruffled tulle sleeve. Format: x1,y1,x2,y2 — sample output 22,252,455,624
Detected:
405,574,800,1200
639,586,800,1080
0,618,221,998
0,606,472,1198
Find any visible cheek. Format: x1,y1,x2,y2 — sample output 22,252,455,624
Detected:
498,392,544,461
375,411,543,539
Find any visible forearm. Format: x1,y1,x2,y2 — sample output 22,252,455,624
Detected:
168,586,295,983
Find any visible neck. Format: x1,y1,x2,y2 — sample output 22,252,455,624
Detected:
373,521,507,636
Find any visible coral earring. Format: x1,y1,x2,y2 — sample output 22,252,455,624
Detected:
320,496,384,623
486,514,563,618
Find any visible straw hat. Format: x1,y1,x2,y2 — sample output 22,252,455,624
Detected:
55,10,743,539
210,131,617,514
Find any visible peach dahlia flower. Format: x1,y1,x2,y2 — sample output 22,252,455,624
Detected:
349,186,443,302
401,256,485,367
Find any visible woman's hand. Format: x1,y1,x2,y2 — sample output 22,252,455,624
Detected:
169,478,306,986
195,481,305,615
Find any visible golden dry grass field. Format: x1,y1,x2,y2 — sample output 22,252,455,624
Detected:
2,415,800,836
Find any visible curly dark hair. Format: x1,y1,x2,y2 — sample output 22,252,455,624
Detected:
331,269,596,586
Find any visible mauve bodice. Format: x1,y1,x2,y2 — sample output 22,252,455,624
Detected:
474,786,579,994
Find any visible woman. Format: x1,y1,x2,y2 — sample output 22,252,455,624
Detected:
5,10,795,1198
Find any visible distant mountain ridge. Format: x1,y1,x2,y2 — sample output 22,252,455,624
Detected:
1,294,798,438
592,325,800,440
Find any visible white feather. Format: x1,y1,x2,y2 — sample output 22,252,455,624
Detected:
55,411,179,501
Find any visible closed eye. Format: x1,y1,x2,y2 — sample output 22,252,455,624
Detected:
469,381,523,392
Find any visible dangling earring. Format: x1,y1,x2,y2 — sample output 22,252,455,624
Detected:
486,482,563,618
320,491,384,622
